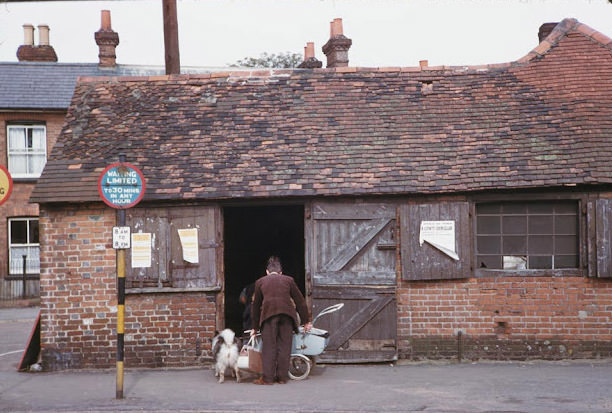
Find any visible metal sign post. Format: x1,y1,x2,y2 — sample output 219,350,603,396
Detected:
98,156,145,399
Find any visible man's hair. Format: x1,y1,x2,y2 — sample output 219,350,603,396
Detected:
266,256,282,273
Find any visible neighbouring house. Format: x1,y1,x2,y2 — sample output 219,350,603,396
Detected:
0,11,214,301
31,17,612,370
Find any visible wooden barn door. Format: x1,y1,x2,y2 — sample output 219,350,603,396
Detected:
306,201,397,363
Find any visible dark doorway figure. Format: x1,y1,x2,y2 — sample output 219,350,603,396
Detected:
223,205,305,334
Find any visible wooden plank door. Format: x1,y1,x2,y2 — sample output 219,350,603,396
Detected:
306,201,397,362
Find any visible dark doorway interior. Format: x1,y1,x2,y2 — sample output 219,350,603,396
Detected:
223,205,305,335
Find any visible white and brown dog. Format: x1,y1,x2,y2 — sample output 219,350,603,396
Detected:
211,328,240,383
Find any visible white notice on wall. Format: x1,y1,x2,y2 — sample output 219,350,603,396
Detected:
419,220,459,261
131,233,152,268
178,228,199,264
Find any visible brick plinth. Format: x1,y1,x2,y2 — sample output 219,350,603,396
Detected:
398,277,612,360
16,45,58,62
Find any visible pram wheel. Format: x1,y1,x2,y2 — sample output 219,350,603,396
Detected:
288,354,311,380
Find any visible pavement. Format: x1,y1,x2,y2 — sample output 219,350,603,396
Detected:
1,307,612,413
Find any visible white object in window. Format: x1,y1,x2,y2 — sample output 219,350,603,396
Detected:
7,125,47,178
8,218,40,275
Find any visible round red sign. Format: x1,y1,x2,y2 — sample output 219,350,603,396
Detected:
97,162,146,209
0,165,13,206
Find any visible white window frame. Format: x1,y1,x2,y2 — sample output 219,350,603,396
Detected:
7,124,47,179
8,217,40,275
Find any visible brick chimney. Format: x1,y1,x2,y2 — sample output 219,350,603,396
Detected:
322,18,352,68
298,42,322,69
16,24,58,62
538,22,558,43
95,10,120,67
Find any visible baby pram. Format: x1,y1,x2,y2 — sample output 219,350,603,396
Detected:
238,303,344,380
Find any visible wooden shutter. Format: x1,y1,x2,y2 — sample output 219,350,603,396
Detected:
126,207,170,288
587,199,612,278
126,205,223,288
169,206,222,288
400,201,471,280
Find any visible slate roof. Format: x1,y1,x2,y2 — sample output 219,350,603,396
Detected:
31,18,612,204
0,62,216,110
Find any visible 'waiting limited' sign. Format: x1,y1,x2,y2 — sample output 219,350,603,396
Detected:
98,162,145,209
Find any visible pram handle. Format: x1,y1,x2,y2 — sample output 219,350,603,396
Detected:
312,303,344,325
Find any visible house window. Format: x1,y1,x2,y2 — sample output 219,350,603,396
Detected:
476,201,578,270
7,124,47,178
8,218,40,275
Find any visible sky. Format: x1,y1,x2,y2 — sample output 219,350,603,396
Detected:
0,0,611,69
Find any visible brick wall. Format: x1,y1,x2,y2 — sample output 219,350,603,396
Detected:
39,205,116,369
39,205,218,370
124,293,217,368
38,202,612,368
398,277,612,360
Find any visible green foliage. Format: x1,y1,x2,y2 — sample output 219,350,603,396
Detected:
229,52,302,68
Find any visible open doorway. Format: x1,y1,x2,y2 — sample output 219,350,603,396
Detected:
223,205,305,336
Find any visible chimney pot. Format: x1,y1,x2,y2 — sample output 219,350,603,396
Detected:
330,18,343,37
298,42,322,69
38,25,50,46
538,22,558,43
101,10,112,30
322,18,352,68
23,24,34,46
304,42,315,59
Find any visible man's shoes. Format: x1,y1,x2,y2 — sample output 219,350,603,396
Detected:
276,379,287,384
253,377,273,385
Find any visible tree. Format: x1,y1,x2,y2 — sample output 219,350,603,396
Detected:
229,52,302,68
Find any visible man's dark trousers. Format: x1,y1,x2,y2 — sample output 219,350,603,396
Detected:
261,314,293,383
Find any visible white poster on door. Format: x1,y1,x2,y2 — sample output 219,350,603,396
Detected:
178,228,199,264
419,220,459,260
131,232,152,268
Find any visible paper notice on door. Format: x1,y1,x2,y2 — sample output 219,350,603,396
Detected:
178,228,199,263
419,220,459,261
131,233,152,268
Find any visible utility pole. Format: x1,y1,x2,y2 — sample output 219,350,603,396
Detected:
162,0,180,75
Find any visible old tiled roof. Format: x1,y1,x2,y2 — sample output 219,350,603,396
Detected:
31,18,612,204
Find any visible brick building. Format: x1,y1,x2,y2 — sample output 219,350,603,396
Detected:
31,18,612,370
0,11,214,300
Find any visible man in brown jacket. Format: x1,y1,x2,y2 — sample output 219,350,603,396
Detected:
251,256,311,384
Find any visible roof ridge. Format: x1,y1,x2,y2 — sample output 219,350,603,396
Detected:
516,17,612,64
76,63,522,84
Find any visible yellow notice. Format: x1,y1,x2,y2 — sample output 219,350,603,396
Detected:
178,228,199,264
131,233,152,268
